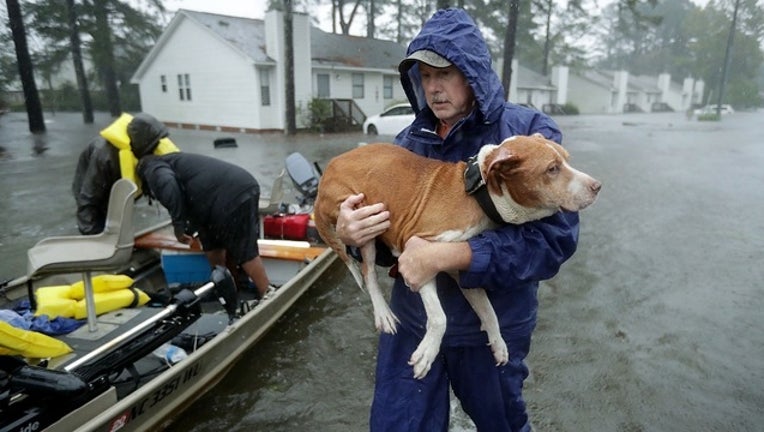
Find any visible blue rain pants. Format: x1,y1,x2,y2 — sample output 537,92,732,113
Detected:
370,326,533,432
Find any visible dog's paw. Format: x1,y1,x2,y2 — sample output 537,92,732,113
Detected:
489,338,509,366
408,338,439,379
374,311,399,334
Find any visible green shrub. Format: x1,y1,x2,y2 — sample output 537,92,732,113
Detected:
562,103,579,115
305,98,332,132
697,113,720,122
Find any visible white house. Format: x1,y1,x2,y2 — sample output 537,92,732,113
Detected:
566,68,705,114
131,9,407,132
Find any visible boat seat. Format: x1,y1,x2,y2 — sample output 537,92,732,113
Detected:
27,178,139,332
258,169,285,215
259,169,285,238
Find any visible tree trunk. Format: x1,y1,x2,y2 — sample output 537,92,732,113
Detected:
6,0,46,133
501,0,520,100
396,0,403,43
66,0,94,123
284,0,296,135
367,0,375,38
338,0,362,35
542,0,552,76
93,0,121,117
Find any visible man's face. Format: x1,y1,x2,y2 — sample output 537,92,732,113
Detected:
419,63,475,126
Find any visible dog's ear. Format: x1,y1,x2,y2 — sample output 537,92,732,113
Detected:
484,146,520,196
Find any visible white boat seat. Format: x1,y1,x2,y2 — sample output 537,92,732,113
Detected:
258,169,285,215
259,169,285,238
27,178,139,332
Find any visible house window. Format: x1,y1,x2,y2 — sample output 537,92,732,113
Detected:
352,73,364,99
260,68,271,106
317,74,330,98
383,76,393,99
160,75,167,93
178,74,191,101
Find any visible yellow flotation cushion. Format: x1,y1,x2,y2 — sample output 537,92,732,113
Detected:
69,274,135,299
73,289,150,320
0,320,73,358
34,275,151,319
99,113,180,186
35,297,77,319
35,285,77,318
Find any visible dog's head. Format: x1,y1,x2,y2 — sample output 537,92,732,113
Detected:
482,133,601,219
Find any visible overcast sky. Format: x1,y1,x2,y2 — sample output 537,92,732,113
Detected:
163,0,712,20
162,0,712,34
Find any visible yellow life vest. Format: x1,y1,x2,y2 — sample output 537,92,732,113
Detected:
99,113,180,190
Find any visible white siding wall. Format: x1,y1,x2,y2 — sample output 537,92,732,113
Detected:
138,18,260,129
551,66,568,105
661,83,685,111
310,69,405,117
567,75,614,114
515,89,553,109
357,72,387,116
264,11,285,129
293,14,312,128
264,11,312,129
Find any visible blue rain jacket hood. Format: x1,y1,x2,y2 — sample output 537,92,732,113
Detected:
399,8,506,126
389,8,579,347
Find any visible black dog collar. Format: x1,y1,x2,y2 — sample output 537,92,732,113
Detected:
464,156,505,225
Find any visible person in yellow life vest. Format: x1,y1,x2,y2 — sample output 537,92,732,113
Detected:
72,113,177,234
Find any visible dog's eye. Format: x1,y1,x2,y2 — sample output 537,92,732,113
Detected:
547,165,560,175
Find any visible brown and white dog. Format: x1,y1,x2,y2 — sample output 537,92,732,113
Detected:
313,133,601,379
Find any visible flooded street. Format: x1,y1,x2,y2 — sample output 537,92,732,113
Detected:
1,110,763,431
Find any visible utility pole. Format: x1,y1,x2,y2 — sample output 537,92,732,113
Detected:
716,0,741,118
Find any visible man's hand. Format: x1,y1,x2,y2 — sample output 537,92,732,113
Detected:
397,236,439,291
174,225,194,245
398,236,472,291
335,193,391,247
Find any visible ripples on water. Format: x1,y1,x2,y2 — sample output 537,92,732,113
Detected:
166,262,478,431
167,263,377,431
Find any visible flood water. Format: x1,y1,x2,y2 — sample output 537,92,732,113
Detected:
1,110,763,431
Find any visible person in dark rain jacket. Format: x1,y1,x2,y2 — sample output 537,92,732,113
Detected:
136,152,271,298
72,113,174,234
335,8,580,432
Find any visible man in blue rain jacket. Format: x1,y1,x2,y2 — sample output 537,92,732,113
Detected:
335,8,580,432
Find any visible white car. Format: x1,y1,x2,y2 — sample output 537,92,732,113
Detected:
363,103,415,135
695,104,735,115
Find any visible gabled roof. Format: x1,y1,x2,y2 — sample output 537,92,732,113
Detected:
182,10,273,63
629,74,662,94
132,9,405,82
311,31,405,71
572,69,617,90
515,64,555,90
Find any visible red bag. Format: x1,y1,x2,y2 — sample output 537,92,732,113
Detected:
263,213,311,240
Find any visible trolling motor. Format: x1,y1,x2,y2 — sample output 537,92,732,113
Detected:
285,152,321,207
210,265,238,322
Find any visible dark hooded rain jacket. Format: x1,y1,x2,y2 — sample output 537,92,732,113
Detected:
72,114,168,234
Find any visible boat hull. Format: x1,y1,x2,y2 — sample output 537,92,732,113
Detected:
1,225,337,432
